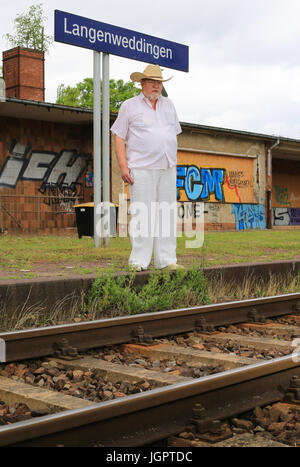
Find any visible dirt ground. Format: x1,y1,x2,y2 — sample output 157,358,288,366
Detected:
0,254,202,281
0,261,114,282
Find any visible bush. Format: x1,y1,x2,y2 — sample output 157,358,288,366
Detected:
87,266,211,317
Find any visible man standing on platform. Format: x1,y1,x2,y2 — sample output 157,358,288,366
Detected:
111,64,184,272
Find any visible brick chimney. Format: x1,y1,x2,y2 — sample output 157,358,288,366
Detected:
2,47,45,101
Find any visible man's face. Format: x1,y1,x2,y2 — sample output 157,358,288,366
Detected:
141,79,162,100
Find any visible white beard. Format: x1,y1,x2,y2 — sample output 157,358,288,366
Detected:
148,94,159,101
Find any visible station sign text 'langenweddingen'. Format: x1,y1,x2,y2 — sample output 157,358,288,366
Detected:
54,10,189,72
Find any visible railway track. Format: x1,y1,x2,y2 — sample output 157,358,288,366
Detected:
0,293,299,447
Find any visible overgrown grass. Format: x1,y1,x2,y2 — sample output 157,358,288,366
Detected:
208,271,300,303
87,267,211,317
1,270,300,331
0,291,86,332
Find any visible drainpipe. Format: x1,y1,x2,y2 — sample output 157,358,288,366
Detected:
266,138,280,229
267,138,280,178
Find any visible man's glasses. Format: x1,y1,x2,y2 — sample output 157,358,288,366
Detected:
143,79,162,85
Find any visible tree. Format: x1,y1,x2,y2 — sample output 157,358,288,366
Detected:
56,78,140,112
4,3,53,53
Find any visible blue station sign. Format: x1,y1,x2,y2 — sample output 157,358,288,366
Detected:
54,10,189,72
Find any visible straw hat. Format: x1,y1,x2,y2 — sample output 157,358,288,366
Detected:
130,64,172,83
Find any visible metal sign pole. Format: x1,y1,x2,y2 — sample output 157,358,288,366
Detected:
93,50,102,248
102,52,110,246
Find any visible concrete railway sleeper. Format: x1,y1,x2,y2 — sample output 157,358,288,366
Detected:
0,355,299,446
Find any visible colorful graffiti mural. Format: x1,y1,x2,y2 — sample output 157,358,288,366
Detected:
232,204,266,231
273,208,300,226
176,164,254,204
177,151,254,204
176,166,225,202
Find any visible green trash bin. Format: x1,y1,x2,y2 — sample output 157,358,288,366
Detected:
74,202,118,238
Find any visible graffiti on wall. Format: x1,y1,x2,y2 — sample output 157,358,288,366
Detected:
0,140,92,193
232,204,266,231
85,172,94,188
42,184,84,212
228,170,252,188
176,166,226,202
272,172,300,209
176,165,254,204
274,185,292,207
273,208,300,226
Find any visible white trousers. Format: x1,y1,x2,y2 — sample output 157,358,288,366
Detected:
128,167,177,269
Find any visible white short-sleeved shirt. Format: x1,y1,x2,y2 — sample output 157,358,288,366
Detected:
110,92,182,169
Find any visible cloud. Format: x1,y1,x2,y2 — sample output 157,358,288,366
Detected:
2,0,300,138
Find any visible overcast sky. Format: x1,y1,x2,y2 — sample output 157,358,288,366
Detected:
1,0,300,139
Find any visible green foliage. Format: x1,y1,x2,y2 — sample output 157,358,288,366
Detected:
109,80,140,112
87,267,211,317
4,4,53,53
56,78,140,111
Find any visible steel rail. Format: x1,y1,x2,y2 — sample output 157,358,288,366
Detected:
0,355,299,447
1,293,300,363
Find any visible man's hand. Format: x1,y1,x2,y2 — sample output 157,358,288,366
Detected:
121,167,134,185
114,135,134,185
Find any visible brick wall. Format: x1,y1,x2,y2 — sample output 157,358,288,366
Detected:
0,116,94,234
3,47,45,101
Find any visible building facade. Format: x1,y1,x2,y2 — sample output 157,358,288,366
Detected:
0,47,299,234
